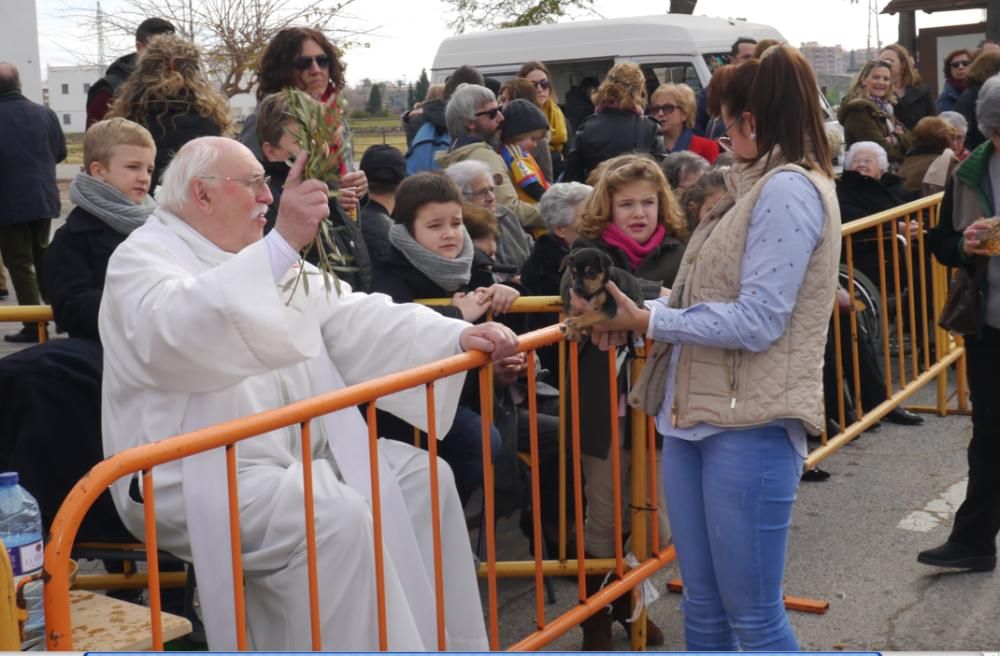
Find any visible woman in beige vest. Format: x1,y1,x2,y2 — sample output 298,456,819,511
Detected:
580,46,841,650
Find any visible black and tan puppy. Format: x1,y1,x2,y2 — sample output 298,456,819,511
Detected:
561,248,620,342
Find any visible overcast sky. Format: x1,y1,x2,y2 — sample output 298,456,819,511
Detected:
35,0,986,84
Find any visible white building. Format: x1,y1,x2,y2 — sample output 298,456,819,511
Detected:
0,0,43,104
47,64,103,133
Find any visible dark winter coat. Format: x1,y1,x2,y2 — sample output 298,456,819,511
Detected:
0,91,66,224
359,198,394,265
936,80,964,113
898,146,946,195
837,96,912,165
520,233,569,296
43,207,126,341
563,108,664,183
836,169,913,223
563,232,686,458
85,53,136,128
263,158,373,292
563,87,595,135
140,102,223,191
954,83,985,151
893,83,937,131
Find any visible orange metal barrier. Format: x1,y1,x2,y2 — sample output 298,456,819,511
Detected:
0,306,51,343
811,192,966,469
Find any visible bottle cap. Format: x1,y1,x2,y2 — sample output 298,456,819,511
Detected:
0,472,19,487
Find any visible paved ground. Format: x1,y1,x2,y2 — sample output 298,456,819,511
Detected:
4,169,995,651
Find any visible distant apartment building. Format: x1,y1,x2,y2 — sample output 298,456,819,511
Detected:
0,0,43,104
801,42,847,75
47,64,103,133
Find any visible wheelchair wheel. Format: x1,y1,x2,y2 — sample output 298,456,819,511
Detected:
839,264,883,346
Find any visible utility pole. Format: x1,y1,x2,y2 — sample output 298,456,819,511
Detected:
96,0,107,67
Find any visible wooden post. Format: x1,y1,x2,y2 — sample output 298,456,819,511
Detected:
898,10,917,55
988,2,1000,42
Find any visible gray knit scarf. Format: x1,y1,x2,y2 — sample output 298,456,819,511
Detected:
69,173,156,235
388,222,474,293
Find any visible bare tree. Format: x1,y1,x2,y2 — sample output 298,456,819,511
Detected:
62,0,371,97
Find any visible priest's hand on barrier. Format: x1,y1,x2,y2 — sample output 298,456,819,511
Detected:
460,322,519,361
275,153,331,252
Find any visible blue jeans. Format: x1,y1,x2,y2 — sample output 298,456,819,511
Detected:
438,405,501,506
662,425,803,651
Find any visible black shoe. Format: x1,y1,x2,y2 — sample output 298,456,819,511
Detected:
885,407,925,426
3,327,42,343
801,467,831,482
917,541,996,571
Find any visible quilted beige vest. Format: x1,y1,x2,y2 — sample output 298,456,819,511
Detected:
630,159,842,435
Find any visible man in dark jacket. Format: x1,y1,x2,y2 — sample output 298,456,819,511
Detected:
85,17,175,128
0,63,66,342
358,144,406,265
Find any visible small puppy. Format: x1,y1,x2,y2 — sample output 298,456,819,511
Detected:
561,248,619,342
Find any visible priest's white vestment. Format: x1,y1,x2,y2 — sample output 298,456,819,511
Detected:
98,209,489,651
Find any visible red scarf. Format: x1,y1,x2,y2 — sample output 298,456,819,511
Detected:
601,222,666,270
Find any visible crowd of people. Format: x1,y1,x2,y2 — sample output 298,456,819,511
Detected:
0,16,998,652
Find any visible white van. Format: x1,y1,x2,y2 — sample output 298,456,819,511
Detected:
431,14,784,94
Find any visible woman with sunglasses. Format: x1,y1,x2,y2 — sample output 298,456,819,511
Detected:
879,43,936,131
648,83,719,165
954,50,1000,151
583,46,840,650
241,27,368,216
563,62,665,183
938,49,975,113
518,61,568,176
838,59,912,167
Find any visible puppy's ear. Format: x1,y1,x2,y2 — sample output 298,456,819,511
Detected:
598,250,614,270
559,253,575,273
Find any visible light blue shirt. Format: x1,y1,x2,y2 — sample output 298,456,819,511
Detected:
646,171,826,457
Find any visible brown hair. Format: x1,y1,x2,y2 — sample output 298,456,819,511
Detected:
256,27,345,101
943,48,975,82
595,62,647,112
752,39,782,60
910,116,956,152
392,172,464,234
713,46,833,178
425,83,446,102
500,77,541,107
844,59,897,105
462,202,499,241
968,50,1000,84
443,65,484,99
576,154,687,242
650,83,696,129
84,117,156,170
681,169,727,230
255,92,293,150
517,60,558,103
107,34,233,135
880,43,922,87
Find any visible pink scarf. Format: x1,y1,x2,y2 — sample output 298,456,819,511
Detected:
601,222,666,270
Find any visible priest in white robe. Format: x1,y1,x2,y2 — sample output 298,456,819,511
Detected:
98,137,517,651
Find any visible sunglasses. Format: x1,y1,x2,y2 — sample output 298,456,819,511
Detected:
474,107,502,119
647,103,678,116
530,79,551,90
292,54,331,71
950,59,972,69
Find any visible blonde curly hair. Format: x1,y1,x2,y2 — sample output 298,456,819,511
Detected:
107,33,233,135
594,62,647,112
576,154,688,243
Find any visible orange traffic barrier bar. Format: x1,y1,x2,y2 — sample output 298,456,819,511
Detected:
666,579,829,614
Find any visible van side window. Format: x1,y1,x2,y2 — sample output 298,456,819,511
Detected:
640,64,702,93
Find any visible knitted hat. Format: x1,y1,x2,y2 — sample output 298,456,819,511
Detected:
500,99,549,143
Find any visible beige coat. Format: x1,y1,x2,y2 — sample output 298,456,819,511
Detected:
630,156,842,435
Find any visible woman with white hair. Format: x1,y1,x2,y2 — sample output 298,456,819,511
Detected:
836,141,912,222
922,73,1000,573
443,159,532,280
940,110,971,160
520,182,592,296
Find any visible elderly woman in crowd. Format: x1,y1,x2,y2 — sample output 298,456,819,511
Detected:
648,83,719,164
661,151,711,195
938,48,975,113
880,43,937,131
922,74,1000,574
955,51,1000,151
838,59,912,167
564,62,665,183
520,182,591,296
443,159,533,279
899,116,959,195
107,34,231,190
940,110,971,160
518,61,569,176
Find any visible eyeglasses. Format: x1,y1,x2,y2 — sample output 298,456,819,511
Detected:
292,54,331,71
474,107,502,120
647,103,678,116
199,174,271,192
530,79,551,90
950,59,972,69
464,185,496,200
716,116,742,152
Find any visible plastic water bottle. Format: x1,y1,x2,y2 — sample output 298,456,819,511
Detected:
0,472,45,650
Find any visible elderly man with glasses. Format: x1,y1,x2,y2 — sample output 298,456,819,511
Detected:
99,135,518,652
